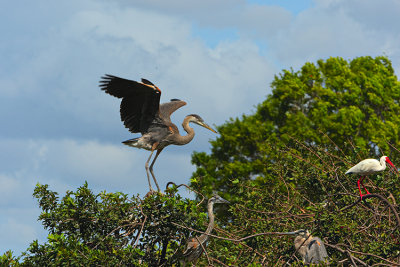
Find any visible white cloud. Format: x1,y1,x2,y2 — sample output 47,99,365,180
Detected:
268,0,400,71
0,213,42,253
1,0,278,146
0,173,45,254
0,174,23,206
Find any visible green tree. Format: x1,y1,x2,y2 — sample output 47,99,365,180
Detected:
191,56,400,197
186,56,400,265
202,142,400,265
7,183,217,266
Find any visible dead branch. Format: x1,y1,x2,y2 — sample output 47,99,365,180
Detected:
340,194,400,229
324,242,367,266
166,182,205,207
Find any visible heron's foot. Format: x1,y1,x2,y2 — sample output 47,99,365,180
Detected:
144,190,165,198
149,182,160,193
144,190,157,198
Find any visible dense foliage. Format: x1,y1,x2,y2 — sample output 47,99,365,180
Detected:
200,142,400,265
2,56,400,265
191,56,400,197
187,56,400,265
1,183,212,266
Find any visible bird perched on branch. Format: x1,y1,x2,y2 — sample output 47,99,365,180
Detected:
182,194,229,266
282,229,329,264
345,156,396,199
100,75,217,192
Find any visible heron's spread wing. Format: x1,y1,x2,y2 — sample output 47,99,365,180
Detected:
159,99,187,123
99,74,162,133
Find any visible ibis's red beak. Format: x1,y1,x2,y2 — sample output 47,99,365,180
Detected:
386,158,398,172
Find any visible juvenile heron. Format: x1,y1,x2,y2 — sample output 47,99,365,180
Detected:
182,194,229,266
100,75,217,192
282,229,329,264
345,156,396,199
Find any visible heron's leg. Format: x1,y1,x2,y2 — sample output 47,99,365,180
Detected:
145,150,155,192
149,148,163,192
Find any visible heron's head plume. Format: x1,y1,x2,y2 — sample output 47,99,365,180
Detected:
293,229,310,238
281,229,310,238
187,114,217,133
209,194,230,204
188,114,204,123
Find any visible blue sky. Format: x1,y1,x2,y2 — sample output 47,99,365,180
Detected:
1,0,400,256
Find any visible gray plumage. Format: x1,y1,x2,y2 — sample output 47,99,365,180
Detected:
283,229,329,264
100,75,216,192
182,195,229,266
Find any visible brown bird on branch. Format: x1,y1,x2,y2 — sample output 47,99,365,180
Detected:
182,194,229,266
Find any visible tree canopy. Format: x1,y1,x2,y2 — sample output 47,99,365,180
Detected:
191,56,400,197
2,183,214,266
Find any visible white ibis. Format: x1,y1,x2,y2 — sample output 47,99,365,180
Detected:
345,156,396,199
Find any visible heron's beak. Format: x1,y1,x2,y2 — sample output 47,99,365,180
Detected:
279,231,297,236
278,229,307,236
221,198,230,204
199,122,217,133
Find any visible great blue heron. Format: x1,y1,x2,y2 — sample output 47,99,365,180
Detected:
282,229,329,264
182,194,229,266
100,75,217,192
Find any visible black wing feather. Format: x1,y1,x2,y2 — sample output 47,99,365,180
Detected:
100,74,161,133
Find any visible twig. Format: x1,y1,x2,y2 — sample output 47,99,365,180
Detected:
209,256,229,267
326,242,400,266
166,182,205,207
324,243,367,266
348,247,400,266
93,222,137,250
319,130,347,159
195,236,212,266
214,226,267,260
346,250,358,267
236,204,294,216
172,222,311,243
340,194,400,228
133,203,148,249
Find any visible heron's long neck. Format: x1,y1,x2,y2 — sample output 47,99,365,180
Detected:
205,200,215,236
178,116,195,145
294,235,311,261
294,234,312,249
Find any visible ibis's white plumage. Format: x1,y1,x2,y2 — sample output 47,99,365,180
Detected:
345,156,391,175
